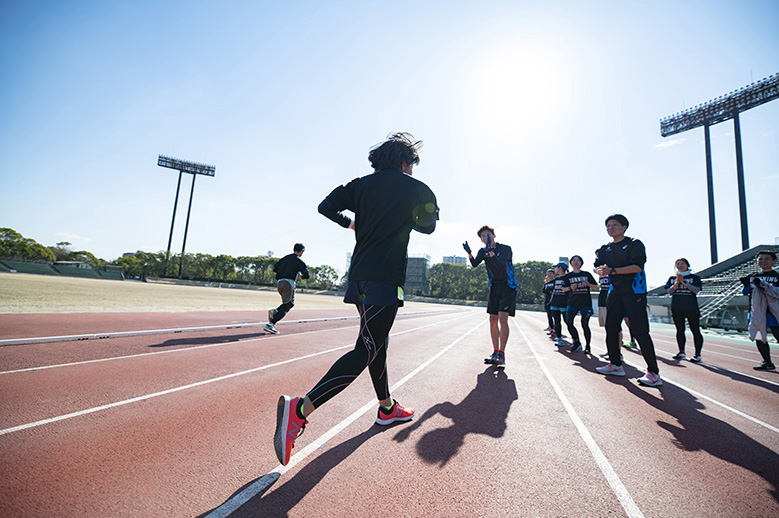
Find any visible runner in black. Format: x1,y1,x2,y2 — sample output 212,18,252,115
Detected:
543,268,555,333
264,243,309,335
273,133,439,466
548,262,569,346
664,258,703,363
740,250,779,371
464,226,517,366
562,255,597,353
594,214,662,387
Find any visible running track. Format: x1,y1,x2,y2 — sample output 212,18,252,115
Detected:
0,307,777,517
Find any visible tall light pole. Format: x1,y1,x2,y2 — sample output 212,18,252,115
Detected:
157,155,216,277
660,73,778,264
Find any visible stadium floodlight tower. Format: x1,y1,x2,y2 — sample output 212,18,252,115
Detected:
157,155,216,277
660,73,779,264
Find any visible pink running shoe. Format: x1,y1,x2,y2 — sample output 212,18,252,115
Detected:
274,396,307,466
375,399,415,425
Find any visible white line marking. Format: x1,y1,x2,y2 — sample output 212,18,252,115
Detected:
0,308,462,346
620,358,779,434
202,319,486,518
0,310,474,375
519,313,779,433
0,313,476,436
512,318,646,518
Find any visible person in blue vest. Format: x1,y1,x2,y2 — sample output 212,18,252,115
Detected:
463,226,517,366
594,214,662,387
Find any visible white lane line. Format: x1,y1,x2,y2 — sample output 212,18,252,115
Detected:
0,308,462,346
512,318,646,518
620,358,779,435
0,309,475,375
519,314,779,433
0,324,357,375
0,313,477,436
203,319,486,518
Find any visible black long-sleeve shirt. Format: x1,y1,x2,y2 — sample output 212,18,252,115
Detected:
469,243,517,288
318,168,439,286
273,253,309,281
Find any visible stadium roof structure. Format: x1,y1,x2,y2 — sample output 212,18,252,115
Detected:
659,73,779,265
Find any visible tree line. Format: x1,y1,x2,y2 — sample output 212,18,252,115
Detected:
1,227,550,302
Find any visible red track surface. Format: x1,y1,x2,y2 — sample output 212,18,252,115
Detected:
1,308,778,517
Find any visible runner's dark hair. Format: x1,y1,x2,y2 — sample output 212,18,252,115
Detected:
605,214,629,227
756,250,777,260
477,225,495,238
368,132,422,171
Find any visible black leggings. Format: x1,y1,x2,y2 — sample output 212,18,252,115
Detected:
565,310,592,346
551,309,563,337
756,326,779,363
306,303,398,408
671,309,703,355
545,307,554,329
606,293,658,374
271,301,294,324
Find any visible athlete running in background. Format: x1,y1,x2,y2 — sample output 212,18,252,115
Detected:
264,243,309,335
740,250,779,372
464,226,518,366
562,255,598,353
664,258,704,363
594,214,662,387
273,132,439,466
548,262,569,347
543,268,555,333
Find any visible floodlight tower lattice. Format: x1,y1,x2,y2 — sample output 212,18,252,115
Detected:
660,73,779,264
157,155,216,277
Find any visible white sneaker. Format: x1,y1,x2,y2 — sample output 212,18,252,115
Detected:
637,371,662,386
672,352,687,360
596,363,625,376
689,355,702,363
264,323,279,335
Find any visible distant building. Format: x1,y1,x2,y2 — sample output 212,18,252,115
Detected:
443,255,467,265
558,256,569,267
405,254,431,296
345,252,352,276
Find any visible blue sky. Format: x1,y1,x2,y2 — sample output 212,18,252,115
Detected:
1,0,777,287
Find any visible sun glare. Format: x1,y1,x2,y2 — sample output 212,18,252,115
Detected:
463,41,573,154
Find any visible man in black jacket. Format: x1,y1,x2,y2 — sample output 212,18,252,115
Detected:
273,133,439,466
264,243,309,335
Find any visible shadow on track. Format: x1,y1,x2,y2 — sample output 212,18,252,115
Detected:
200,426,392,518
696,362,779,394
391,366,518,467
623,376,779,504
148,332,267,348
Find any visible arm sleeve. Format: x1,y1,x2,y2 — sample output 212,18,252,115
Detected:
411,187,439,235
628,239,647,269
298,259,310,280
469,248,485,268
586,272,597,285
318,183,354,229
594,248,605,267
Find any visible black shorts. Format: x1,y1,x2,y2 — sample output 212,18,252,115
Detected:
487,283,517,316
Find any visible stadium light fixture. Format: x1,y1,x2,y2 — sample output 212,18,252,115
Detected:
157,155,216,277
659,73,779,264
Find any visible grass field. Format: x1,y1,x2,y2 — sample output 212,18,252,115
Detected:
0,272,349,313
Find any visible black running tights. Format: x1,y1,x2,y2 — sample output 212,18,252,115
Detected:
306,303,398,408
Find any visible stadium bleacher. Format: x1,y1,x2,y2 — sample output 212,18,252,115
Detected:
51,265,101,278
0,260,59,276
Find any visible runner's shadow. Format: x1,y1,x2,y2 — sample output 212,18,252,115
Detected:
623,378,779,503
203,426,390,517
696,362,779,395
392,367,518,467
148,332,264,348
